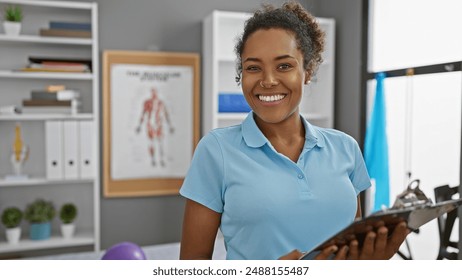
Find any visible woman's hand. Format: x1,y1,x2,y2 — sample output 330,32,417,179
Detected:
280,221,409,260
278,249,304,260
279,245,349,260
347,221,410,259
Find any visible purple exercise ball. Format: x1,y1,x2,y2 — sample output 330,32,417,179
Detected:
101,242,147,260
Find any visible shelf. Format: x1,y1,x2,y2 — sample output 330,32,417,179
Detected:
217,112,249,120
0,70,93,80
0,34,92,45
0,113,93,121
0,231,94,254
0,178,93,187
0,0,93,10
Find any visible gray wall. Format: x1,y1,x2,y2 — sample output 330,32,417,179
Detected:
82,0,363,249
312,0,364,142
92,0,287,249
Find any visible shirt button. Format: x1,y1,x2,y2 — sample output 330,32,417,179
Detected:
298,174,304,179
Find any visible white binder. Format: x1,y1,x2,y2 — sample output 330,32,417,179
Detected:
63,121,79,179
78,120,94,179
45,121,64,179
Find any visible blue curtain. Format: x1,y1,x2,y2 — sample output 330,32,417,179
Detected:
364,72,390,212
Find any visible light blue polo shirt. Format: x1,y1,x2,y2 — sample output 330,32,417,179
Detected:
180,113,371,260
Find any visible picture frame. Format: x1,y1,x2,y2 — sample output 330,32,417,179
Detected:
102,50,200,197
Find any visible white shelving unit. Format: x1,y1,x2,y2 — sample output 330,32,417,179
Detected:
0,178,93,188
0,70,93,80
0,231,94,253
0,0,99,257
202,10,336,135
0,33,92,44
0,113,93,121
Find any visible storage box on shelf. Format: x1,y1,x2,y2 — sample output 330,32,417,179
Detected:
202,10,335,135
0,0,99,257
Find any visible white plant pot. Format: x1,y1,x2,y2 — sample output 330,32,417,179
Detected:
61,223,75,239
5,227,21,244
3,21,21,36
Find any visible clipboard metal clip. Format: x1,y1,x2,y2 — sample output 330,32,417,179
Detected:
391,179,433,209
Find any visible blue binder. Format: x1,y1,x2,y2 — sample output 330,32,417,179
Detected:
218,93,251,113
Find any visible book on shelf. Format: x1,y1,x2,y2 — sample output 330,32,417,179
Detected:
31,89,81,101
27,62,90,72
20,67,89,73
47,85,66,92
42,61,89,66
39,28,91,38
28,56,92,71
49,21,91,31
22,62,90,73
23,99,72,107
31,90,57,100
56,90,81,100
21,99,81,115
21,106,73,114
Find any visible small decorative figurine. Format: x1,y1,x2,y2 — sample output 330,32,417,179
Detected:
7,123,29,180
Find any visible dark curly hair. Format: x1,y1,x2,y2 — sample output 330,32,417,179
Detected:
234,1,325,84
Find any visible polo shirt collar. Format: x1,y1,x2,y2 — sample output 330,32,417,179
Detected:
242,112,325,149
242,113,267,148
301,116,325,149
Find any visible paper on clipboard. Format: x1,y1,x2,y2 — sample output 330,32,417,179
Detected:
300,180,462,260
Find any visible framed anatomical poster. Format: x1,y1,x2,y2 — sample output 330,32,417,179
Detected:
102,50,200,197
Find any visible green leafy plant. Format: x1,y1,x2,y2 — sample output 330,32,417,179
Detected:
1,207,23,228
59,203,77,224
4,5,23,22
24,199,55,223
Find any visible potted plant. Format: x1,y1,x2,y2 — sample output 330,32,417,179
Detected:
59,203,77,239
1,207,23,244
24,199,55,240
3,5,23,36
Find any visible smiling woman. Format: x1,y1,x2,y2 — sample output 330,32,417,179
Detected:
179,1,409,260
240,28,307,133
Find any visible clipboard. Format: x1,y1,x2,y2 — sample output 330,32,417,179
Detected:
300,180,462,260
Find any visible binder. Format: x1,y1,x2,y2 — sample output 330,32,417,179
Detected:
45,121,64,179
63,121,79,179
78,121,94,179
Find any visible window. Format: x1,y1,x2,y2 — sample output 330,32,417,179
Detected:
369,0,462,72
367,0,461,259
